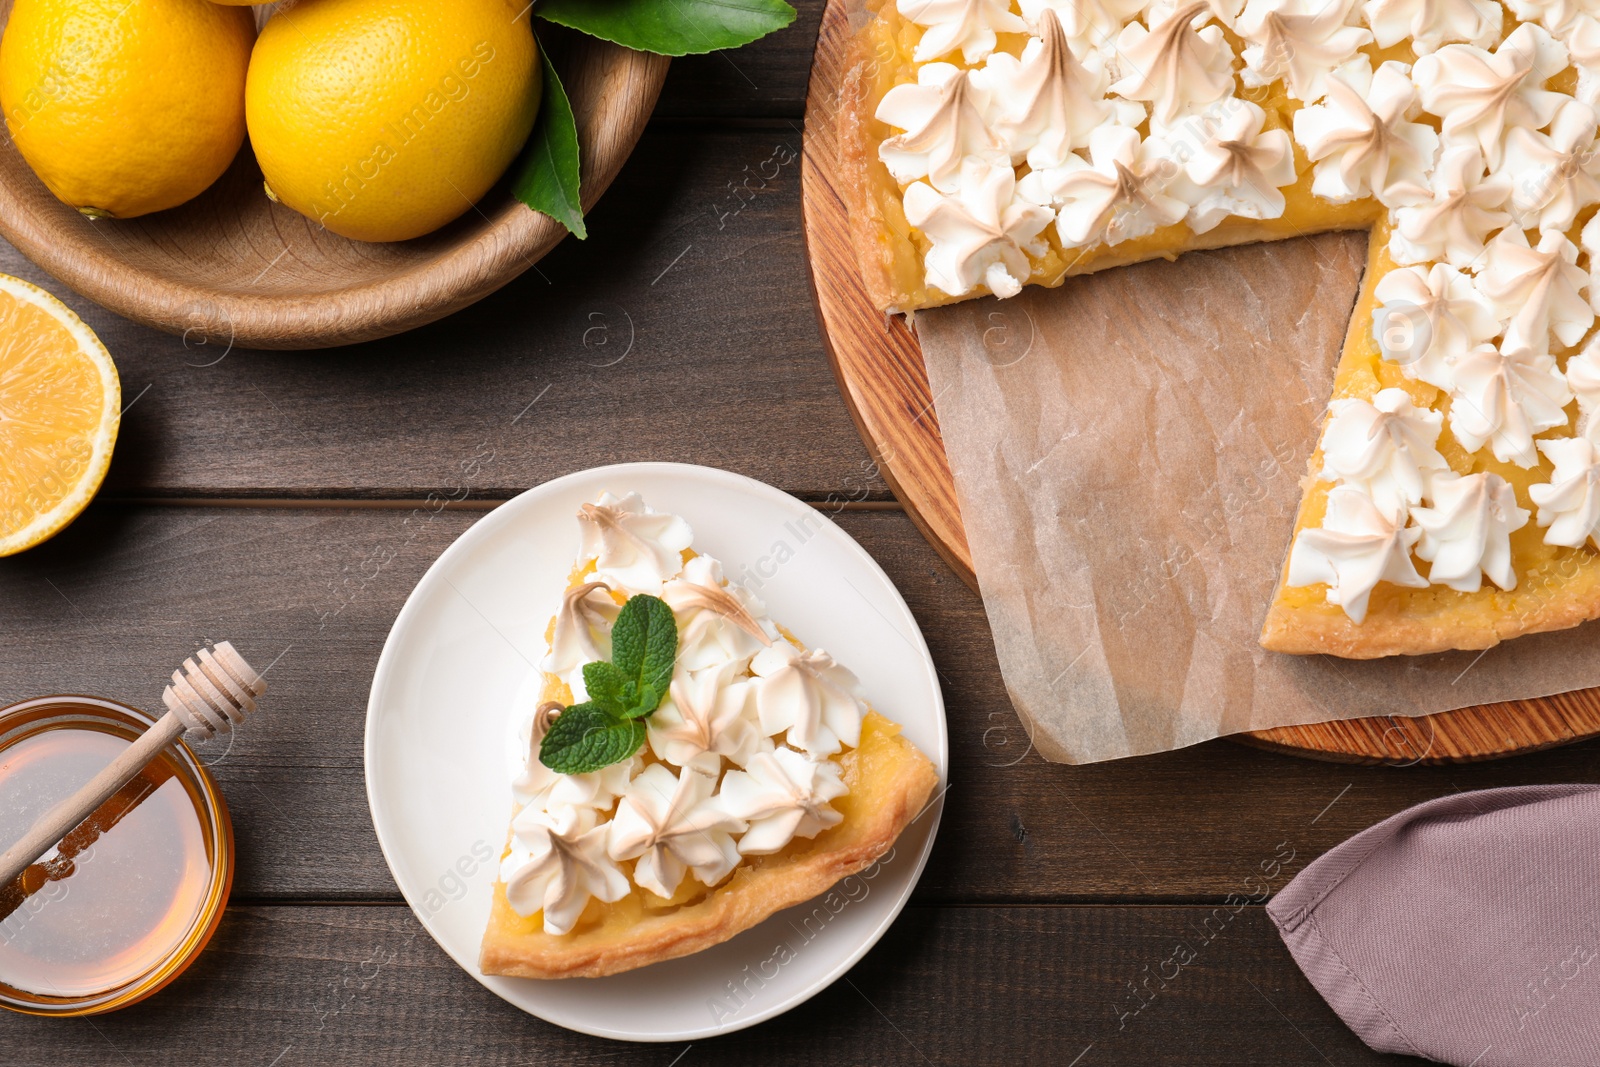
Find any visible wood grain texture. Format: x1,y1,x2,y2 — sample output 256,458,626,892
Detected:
0,903,1419,1065
3,504,1597,902
0,126,890,502
0,5,1593,1056
0,11,667,350
801,0,1600,765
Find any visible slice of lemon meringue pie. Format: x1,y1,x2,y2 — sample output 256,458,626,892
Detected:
478,492,939,979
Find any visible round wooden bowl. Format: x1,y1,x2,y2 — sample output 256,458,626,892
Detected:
801,0,1600,764
0,6,668,350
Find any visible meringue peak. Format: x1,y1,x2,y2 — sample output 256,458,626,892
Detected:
1389,144,1511,266
1111,2,1236,124
541,580,619,680
1499,98,1600,233
1443,343,1573,468
649,662,765,776
1237,0,1372,101
663,554,774,670
897,0,1030,62
1291,57,1439,206
578,492,693,594
607,764,742,899
1531,436,1600,548
971,8,1123,169
1287,485,1428,622
1371,260,1500,389
1021,124,1189,247
501,806,630,935
904,161,1053,298
1413,23,1570,168
1473,226,1592,353
1159,97,1298,231
876,63,1007,192
1412,472,1531,592
716,749,848,856
1319,387,1450,513
1362,0,1500,52
751,640,867,756
1020,0,1148,49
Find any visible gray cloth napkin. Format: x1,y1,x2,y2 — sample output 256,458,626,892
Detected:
1268,785,1600,1066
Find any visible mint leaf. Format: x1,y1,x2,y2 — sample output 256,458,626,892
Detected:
511,41,586,239
537,0,797,57
538,703,644,774
582,660,627,712
538,594,676,773
623,683,659,720
612,594,676,717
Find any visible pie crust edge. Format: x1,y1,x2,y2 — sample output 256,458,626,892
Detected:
478,712,939,980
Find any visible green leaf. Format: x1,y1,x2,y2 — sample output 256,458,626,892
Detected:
511,42,586,239
535,594,677,774
623,683,659,720
538,703,644,774
537,0,797,57
582,660,626,712
611,595,677,717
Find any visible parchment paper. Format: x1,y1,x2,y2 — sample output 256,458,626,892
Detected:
918,232,1600,764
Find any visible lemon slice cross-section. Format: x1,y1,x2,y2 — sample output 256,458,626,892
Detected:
0,275,119,557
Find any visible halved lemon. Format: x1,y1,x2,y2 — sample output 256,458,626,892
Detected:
0,275,119,557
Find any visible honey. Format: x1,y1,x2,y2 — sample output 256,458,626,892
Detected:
0,697,232,1015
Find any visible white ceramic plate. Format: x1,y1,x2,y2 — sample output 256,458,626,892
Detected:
364,462,948,1041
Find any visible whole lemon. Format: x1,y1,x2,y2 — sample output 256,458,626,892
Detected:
247,0,542,244
0,0,255,219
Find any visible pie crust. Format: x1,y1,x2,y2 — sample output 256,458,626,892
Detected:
480,709,937,979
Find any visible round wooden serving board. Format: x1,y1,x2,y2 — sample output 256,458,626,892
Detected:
800,0,1600,764
0,8,668,350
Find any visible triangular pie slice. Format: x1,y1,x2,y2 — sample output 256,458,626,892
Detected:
1260,223,1600,656
479,492,939,979
841,0,1600,657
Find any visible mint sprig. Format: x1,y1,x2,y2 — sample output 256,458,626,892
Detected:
539,703,646,775
540,593,678,774
513,0,797,237
611,593,677,717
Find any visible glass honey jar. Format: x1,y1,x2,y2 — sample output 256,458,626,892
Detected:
0,695,233,1015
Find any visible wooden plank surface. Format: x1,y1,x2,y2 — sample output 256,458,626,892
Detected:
2,2,1596,1058
0,904,1416,1066
4,505,1596,905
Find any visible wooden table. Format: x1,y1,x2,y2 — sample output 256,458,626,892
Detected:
2,8,1596,1062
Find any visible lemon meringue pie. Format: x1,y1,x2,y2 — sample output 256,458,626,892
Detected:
843,0,1600,657
478,492,939,978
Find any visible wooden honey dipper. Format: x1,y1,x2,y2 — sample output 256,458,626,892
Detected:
0,642,265,888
